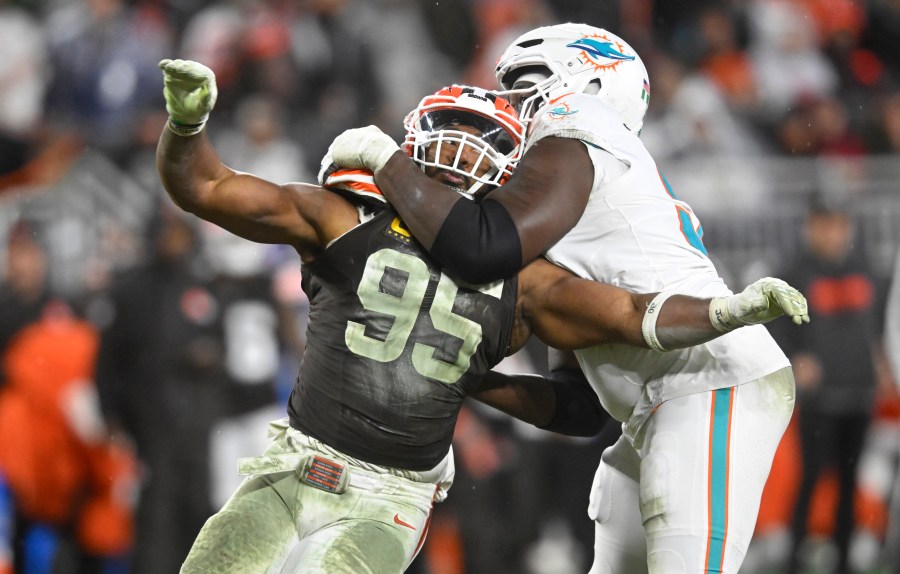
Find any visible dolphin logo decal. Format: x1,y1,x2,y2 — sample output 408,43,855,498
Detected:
547,102,579,119
567,38,635,62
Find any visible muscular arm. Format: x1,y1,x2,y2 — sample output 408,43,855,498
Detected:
517,259,731,351
156,128,358,260
374,137,594,283
469,261,808,433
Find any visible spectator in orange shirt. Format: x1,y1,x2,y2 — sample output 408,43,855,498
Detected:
0,222,136,574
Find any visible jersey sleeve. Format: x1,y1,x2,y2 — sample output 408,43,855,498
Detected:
526,93,632,153
528,94,631,190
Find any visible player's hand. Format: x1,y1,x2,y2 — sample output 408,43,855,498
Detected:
158,59,218,136
710,277,810,333
317,147,387,208
317,146,338,186
328,125,401,173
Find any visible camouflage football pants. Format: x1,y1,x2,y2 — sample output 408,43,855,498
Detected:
181,419,450,574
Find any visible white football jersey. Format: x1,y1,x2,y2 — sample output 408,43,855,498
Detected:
528,93,790,445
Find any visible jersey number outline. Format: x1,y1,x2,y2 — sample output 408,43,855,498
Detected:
345,249,503,384
675,205,707,256
660,171,708,255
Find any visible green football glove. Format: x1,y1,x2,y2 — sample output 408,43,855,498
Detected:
710,277,810,333
158,58,218,137
329,125,401,174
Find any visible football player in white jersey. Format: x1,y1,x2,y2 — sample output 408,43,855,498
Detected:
327,23,801,574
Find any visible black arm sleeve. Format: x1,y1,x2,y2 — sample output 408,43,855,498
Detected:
538,366,610,437
430,198,522,284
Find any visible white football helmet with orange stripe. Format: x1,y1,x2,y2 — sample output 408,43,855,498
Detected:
495,23,650,134
319,85,525,202
403,85,525,197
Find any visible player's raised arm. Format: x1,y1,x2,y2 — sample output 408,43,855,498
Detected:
517,259,810,352
156,59,356,257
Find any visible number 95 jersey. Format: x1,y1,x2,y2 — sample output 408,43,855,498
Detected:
288,208,517,471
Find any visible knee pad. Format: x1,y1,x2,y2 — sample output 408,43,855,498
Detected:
639,432,677,528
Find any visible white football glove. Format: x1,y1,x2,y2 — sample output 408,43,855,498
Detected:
710,277,810,333
317,145,337,185
328,125,401,174
158,59,218,136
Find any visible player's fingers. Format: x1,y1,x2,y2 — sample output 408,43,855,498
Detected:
770,289,792,315
792,311,810,325
160,59,212,83
776,288,809,324
160,58,191,77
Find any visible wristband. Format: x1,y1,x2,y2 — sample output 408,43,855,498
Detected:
167,117,206,137
641,291,676,352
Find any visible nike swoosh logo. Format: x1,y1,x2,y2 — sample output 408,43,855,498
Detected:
393,514,416,530
548,92,575,106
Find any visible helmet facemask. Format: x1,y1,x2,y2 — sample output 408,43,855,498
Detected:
404,86,525,198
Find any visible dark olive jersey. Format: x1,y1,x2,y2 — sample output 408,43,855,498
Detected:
288,208,517,470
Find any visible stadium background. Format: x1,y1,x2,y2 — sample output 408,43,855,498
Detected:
0,0,899,572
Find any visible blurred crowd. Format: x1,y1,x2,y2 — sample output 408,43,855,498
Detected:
0,0,899,573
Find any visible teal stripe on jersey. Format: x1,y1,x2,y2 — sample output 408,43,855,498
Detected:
660,173,677,199
707,388,733,572
677,209,709,256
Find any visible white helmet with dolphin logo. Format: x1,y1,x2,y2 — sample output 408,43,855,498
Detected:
495,23,650,134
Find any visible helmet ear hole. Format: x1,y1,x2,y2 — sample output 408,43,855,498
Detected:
586,79,601,95
518,38,544,49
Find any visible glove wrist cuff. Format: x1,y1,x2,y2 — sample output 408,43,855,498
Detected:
167,117,206,137
709,297,741,333
372,146,401,173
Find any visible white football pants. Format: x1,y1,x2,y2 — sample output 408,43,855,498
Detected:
588,367,795,574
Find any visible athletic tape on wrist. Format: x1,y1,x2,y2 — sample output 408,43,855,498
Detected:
167,117,206,137
708,297,737,333
641,291,676,352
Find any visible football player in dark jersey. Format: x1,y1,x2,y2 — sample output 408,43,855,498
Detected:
156,59,808,574
325,26,813,574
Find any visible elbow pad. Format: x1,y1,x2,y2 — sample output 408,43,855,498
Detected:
538,367,609,437
431,198,522,284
